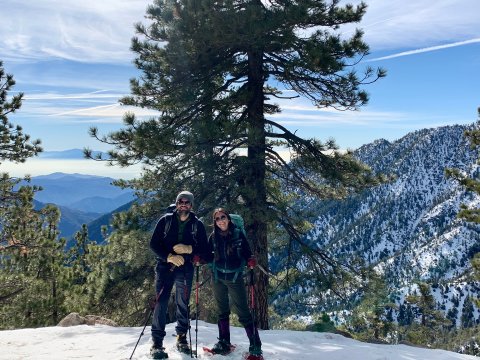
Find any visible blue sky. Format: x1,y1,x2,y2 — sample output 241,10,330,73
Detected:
1,0,479,178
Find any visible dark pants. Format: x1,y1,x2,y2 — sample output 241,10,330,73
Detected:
151,262,193,345
212,275,252,326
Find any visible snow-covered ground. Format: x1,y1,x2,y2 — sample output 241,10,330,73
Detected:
0,321,476,360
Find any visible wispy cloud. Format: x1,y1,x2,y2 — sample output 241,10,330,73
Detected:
24,90,121,101
2,1,480,65
1,0,149,64
271,110,408,127
14,89,159,126
2,0,479,155
368,38,480,61
268,93,470,130
268,95,409,127
19,91,129,122
357,0,480,49
52,104,159,118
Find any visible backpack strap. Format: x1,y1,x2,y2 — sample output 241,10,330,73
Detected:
191,218,198,247
232,227,242,259
163,214,173,239
215,265,244,282
232,227,245,281
209,231,217,281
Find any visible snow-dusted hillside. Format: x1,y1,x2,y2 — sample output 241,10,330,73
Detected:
305,124,479,324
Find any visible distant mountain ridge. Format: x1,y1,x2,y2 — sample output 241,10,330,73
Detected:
33,200,100,240
24,173,135,240
294,124,480,326
38,149,105,159
25,172,135,213
86,200,135,245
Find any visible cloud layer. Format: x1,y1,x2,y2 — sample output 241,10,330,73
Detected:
1,0,478,158
2,1,479,64
1,0,148,64
353,0,480,51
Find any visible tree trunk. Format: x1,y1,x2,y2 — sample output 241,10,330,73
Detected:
245,47,269,330
196,105,218,212
52,272,58,324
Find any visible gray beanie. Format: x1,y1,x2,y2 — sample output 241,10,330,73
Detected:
176,191,194,205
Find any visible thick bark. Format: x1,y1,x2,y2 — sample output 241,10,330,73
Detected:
245,47,269,329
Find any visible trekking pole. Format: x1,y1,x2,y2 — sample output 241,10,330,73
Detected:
248,266,257,349
129,291,161,360
185,269,194,358
195,262,200,358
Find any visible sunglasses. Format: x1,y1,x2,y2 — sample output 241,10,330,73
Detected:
177,200,191,205
215,215,228,222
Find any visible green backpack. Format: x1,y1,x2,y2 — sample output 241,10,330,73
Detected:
229,213,246,238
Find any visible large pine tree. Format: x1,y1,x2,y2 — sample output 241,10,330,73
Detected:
89,0,385,328
1,59,41,254
0,61,41,163
1,60,42,292
0,60,42,239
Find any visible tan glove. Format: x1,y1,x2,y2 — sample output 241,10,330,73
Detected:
173,244,192,254
167,254,185,267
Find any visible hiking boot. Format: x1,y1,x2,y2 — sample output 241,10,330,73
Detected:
150,343,168,359
212,338,232,355
248,344,262,356
245,323,262,355
176,333,191,354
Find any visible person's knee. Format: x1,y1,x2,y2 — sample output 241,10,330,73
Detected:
238,315,253,326
218,311,230,320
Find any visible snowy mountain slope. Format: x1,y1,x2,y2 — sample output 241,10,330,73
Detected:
302,124,480,322
0,321,477,360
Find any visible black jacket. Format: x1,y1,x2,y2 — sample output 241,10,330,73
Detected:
150,210,209,266
206,224,252,280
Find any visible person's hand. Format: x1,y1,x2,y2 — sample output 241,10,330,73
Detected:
192,255,201,266
149,295,157,310
167,254,185,267
247,257,256,269
173,244,192,254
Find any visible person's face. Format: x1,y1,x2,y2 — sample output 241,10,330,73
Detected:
176,198,192,214
214,212,229,231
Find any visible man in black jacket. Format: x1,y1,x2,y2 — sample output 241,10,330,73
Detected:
149,191,209,359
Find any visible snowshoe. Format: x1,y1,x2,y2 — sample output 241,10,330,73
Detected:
244,354,264,360
203,343,236,355
243,352,264,360
176,334,194,355
244,344,263,360
150,344,168,359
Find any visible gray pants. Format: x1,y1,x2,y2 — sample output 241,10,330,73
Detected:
212,275,253,326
